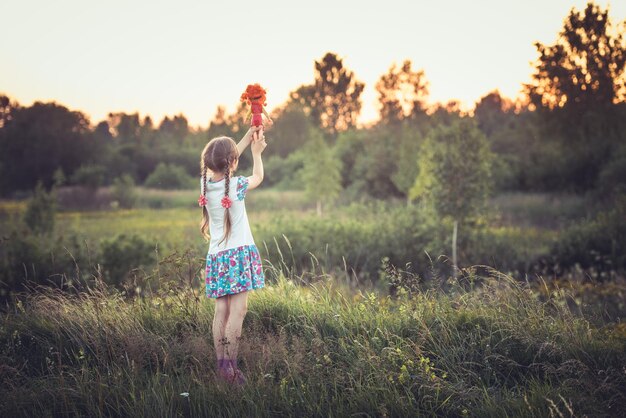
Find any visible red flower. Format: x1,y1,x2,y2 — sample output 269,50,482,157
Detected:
198,195,207,206
221,196,232,209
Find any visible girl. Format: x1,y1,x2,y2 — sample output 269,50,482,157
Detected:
198,125,267,386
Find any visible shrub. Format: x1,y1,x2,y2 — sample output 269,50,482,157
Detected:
23,181,56,235
100,234,156,289
597,155,626,197
0,228,92,299
144,163,194,190
263,151,306,189
52,167,66,187
111,174,137,208
549,195,626,277
254,203,450,282
460,223,539,275
70,164,106,189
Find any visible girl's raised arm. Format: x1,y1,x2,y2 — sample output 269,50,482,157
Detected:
236,125,261,156
247,135,267,191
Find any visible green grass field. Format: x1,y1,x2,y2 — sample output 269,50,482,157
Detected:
1,265,625,417
2,188,623,416
1,188,570,271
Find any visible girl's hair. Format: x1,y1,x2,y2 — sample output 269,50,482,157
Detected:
200,136,239,245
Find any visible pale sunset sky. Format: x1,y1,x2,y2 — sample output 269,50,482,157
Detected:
2,0,624,128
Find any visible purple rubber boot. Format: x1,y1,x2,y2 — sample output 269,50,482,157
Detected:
228,359,247,386
217,358,235,383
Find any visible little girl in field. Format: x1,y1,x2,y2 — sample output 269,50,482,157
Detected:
198,125,267,386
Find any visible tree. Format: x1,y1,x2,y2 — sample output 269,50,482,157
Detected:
206,105,229,138
525,2,625,119
410,118,494,277
337,126,402,200
524,1,626,190
375,60,429,124
266,103,314,158
391,124,424,204
300,128,342,216
94,120,113,141
0,94,18,128
473,90,514,137
108,112,142,141
0,95,19,194
290,52,365,136
0,101,94,195
158,114,189,140
428,100,464,126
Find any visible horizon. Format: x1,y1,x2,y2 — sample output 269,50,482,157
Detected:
2,0,625,129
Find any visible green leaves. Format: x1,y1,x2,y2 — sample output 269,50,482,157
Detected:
410,118,495,222
300,128,342,215
23,181,57,235
526,2,625,115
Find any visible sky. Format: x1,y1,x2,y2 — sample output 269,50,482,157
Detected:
2,0,625,128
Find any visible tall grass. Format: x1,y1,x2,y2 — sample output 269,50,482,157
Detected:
1,256,624,417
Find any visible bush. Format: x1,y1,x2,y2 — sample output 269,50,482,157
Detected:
71,164,106,189
111,174,137,208
52,167,66,187
254,203,450,282
100,234,156,289
597,155,626,197
0,228,92,299
253,202,557,284
23,181,56,235
549,195,626,277
459,223,540,275
263,151,306,189
144,163,194,189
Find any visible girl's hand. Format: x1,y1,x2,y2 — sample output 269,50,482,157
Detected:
251,133,267,156
245,125,262,139
237,126,261,155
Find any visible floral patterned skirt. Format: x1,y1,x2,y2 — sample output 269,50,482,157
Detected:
205,244,265,298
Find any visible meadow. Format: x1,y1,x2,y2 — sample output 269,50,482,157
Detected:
1,261,625,417
1,187,625,417
0,187,584,278
2,1,626,414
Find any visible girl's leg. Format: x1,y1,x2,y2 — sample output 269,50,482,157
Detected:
223,290,249,361
213,296,230,361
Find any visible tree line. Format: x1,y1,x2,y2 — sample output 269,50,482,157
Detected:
1,1,624,203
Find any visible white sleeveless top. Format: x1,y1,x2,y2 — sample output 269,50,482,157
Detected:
200,175,256,255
